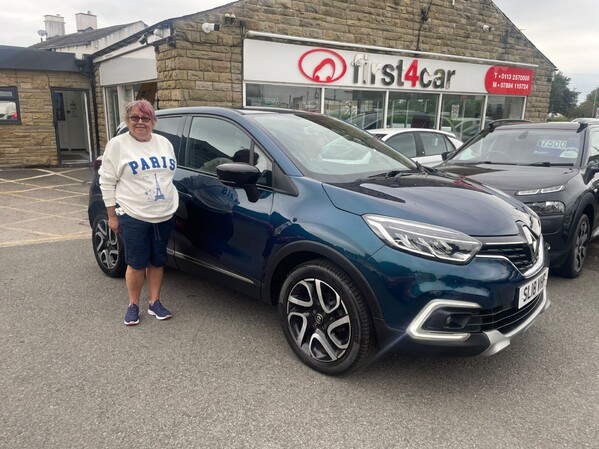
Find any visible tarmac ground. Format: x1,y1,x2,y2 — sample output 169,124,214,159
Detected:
0,166,94,248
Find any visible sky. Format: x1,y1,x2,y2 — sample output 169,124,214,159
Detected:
2,0,597,103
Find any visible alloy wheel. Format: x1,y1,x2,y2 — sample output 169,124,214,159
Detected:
285,278,351,363
573,216,589,273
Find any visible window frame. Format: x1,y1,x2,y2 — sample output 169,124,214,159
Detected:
180,115,273,188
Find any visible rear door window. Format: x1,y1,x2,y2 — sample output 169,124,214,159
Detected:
420,133,451,156
154,115,184,154
385,133,418,158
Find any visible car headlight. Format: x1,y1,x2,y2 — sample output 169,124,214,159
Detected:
525,201,565,216
364,215,482,264
516,185,565,196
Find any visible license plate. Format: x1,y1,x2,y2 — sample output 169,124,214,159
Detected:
517,268,548,309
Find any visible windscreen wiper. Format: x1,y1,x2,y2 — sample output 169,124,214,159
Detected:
366,169,413,179
526,161,574,167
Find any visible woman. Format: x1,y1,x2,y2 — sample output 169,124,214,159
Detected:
99,99,179,326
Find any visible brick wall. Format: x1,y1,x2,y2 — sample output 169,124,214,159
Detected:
153,0,554,121
0,70,91,167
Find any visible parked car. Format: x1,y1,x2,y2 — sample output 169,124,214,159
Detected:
436,120,599,278
88,107,549,375
368,128,462,166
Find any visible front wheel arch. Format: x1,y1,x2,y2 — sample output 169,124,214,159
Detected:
555,213,590,278
263,241,383,320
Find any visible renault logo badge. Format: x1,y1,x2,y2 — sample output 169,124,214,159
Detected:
523,226,540,256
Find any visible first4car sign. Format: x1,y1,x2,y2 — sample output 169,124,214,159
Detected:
244,40,535,96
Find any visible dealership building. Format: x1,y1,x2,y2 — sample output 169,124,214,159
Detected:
0,0,556,166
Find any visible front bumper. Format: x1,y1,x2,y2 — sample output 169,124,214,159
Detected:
412,288,549,356
368,237,550,357
480,289,550,356
373,285,549,357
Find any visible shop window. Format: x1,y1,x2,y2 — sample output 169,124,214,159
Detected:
486,96,525,121
0,87,21,124
246,84,321,112
441,94,485,141
105,83,153,138
105,86,120,138
387,92,439,130
324,88,385,130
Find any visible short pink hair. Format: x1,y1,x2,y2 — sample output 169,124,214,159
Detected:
125,99,156,124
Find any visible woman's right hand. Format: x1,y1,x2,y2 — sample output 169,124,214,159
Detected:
108,215,120,234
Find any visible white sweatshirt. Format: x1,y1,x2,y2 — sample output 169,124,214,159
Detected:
99,132,179,223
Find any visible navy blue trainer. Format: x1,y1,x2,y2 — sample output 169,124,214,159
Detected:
148,300,172,320
124,304,140,326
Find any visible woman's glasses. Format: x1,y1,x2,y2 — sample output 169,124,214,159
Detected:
128,115,152,123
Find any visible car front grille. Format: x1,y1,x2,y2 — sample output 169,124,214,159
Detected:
478,243,538,273
464,290,543,334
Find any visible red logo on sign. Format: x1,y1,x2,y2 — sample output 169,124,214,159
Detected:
485,66,534,96
298,49,347,83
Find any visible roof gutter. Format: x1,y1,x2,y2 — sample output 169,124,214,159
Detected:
91,19,173,61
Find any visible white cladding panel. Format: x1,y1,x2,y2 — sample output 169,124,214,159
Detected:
99,46,157,86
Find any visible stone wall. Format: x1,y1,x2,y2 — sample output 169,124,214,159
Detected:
154,0,555,121
93,66,109,150
0,70,92,167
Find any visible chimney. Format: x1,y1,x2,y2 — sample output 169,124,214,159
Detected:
44,14,65,38
75,11,97,32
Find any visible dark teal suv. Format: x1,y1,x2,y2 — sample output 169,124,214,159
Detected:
88,107,550,375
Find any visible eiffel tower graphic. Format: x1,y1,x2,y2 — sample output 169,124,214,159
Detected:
153,173,165,201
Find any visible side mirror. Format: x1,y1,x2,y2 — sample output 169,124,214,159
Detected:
216,163,261,202
441,151,450,161
583,160,599,184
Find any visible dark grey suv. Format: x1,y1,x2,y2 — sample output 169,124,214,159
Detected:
437,120,599,277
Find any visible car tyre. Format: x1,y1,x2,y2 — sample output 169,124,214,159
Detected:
556,213,589,278
92,211,126,278
278,259,375,376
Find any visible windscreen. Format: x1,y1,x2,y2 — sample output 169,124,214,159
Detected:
250,112,416,182
452,128,581,166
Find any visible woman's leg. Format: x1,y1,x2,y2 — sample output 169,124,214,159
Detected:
125,265,146,305
146,265,164,305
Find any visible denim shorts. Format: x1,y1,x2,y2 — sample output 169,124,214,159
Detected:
118,214,175,270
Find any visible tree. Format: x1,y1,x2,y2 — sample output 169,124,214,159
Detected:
572,87,599,118
549,72,579,117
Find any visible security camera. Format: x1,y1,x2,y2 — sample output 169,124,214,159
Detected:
138,35,148,45
201,23,220,33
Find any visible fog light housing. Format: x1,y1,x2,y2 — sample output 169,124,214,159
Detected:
424,310,473,331
407,299,481,341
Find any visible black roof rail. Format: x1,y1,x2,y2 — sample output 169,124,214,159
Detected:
486,119,532,130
